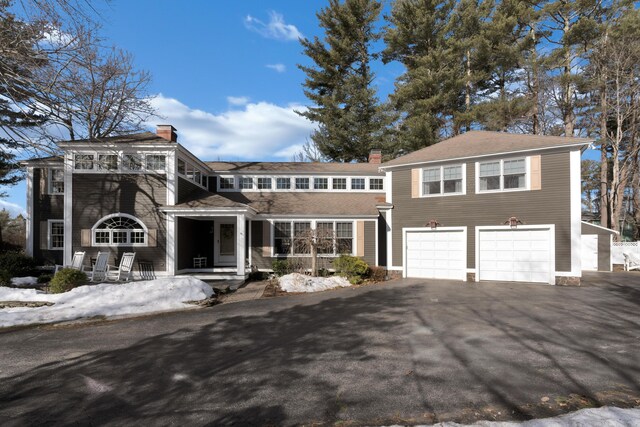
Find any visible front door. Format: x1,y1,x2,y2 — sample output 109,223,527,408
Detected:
215,220,236,266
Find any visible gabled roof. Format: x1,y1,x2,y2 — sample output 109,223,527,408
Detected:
20,155,64,166
206,161,382,175
381,131,593,168
164,190,384,217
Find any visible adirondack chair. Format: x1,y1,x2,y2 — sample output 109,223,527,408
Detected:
106,252,136,282
84,252,109,282
624,253,640,271
55,251,86,273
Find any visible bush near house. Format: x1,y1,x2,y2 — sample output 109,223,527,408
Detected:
368,266,387,282
272,259,291,277
49,268,88,294
0,251,37,278
0,270,11,287
333,255,369,282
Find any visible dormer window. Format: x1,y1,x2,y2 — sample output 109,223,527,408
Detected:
145,154,166,171
295,177,309,190
351,178,365,190
314,177,328,190
239,177,253,189
220,177,235,189
257,177,272,189
123,154,142,171
98,154,118,171
332,178,346,190
276,177,291,189
75,154,94,170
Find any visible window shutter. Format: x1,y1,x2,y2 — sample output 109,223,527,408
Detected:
40,221,48,250
411,169,420,198
262,222,271,257
530,155,542,190
81,229,91,247
356,221,365,257
147,229,157,247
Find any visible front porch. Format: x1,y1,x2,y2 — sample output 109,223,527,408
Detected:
167,212,251,280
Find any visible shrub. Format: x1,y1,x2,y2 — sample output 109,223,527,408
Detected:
0,270,11,287
38,274,53,284
349,276,363,285
49,268,88,294
368,266,387,283
333,255,369,278
248,271,268,281
0,251,37,278
272,259,291,276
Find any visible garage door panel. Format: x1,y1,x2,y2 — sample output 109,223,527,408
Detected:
405,229,466,281
478,228,552,284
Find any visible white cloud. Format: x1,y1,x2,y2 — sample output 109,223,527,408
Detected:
226,96,250,106
147,94,315,161
266,63,286,73
244,11,303,41
0,200,26,217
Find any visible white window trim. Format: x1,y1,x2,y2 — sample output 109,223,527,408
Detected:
475,156,530,194
48,219,64,251
420,163,466,197
72,150,169,174
176,156,207,189
270,219,356,257
91,213,149,247
215,174,386,193
47,168,64,195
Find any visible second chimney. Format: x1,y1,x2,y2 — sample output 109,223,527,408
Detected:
156,125,178,142
368,149,382,164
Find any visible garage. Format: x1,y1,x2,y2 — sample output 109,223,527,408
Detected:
403,227,467,281
477,226,555,284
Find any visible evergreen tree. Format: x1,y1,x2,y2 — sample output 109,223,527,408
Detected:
473,0,537,132
383,0,457,154
298,0,384,162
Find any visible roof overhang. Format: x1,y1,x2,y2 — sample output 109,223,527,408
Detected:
159,206,258,218
379,142,593,171
581,220,619,234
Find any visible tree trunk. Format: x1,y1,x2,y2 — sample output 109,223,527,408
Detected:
530,27,540,135
562,15,575,136
465,49,472,132
599,64,609,229
311,244,318,277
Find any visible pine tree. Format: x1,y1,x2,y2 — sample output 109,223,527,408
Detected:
383,0,457,154
472,0,538,132
298,0,384,162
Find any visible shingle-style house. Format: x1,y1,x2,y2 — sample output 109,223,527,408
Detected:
24,125,608,285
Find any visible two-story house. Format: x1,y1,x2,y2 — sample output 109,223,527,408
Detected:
23,126,602,285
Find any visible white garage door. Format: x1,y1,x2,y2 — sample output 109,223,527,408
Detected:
405,228,466,281
478,228,553,284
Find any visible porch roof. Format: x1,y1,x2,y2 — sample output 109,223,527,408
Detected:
163,190,383,216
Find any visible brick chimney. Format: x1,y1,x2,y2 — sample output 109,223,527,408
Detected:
368,149,382,164
156,125,178,142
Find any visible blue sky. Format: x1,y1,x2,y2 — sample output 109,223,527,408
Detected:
2,0,400,215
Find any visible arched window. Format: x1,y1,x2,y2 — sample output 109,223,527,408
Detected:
92,213,148,246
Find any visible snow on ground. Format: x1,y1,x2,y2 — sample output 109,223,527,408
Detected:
0,277,213,328
10,276,38,287
279,273,351,293
424,406,640,426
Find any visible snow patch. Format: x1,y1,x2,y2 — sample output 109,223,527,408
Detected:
0,277,213,327
422,406,640,426
279,273,351,293
10,277,38,287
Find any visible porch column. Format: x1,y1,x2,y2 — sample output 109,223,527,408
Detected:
236,214,246,276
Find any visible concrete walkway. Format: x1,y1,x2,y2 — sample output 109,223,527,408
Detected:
221,280,269,303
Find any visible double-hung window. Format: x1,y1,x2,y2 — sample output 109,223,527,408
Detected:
49,221,64,250
423,164,464,196
49,169,64,194
273,222,292,255
272,221,354,256
293,222,311,254
478,158,526,192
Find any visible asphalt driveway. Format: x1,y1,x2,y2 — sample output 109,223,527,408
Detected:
0,272,639,426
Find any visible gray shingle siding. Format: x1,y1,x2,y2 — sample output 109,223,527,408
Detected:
391,150,572,271
72,174,167,272
33,168,64,265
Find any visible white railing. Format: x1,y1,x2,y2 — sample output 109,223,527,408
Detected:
611,241,639,264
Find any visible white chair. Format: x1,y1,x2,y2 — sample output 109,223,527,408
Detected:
624,253,640,271
84,252,110,282
55,251,86,273
106,252,136,282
